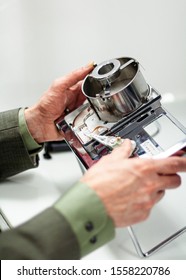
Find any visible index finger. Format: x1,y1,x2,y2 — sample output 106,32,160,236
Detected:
154,156,186,174
53,63,94,91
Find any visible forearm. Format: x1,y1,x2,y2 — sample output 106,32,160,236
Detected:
0,207,80,260
0,182,115,259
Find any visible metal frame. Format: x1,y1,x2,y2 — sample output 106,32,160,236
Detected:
0,209,12,231
127,226,186,258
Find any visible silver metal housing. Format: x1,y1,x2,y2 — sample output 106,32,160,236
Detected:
82,57,150,122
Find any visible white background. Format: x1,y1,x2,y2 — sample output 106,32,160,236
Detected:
0,0,186,111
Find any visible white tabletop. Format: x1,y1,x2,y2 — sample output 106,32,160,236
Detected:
0,100,186,260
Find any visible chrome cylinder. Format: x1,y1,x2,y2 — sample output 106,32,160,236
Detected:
82,57,150,122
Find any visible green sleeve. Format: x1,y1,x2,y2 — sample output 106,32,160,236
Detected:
18,108,43,154
54,182,115,257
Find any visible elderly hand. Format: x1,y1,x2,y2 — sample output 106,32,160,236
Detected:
25,63,94,143
80,139,186,227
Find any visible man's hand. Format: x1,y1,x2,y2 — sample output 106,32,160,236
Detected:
80,139,186,227
25,63,94,143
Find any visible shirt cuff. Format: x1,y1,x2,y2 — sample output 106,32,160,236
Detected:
18,108,43,154
54,182,115,257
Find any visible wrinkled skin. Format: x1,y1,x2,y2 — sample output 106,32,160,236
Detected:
25,63,94,143
25,64,186,228
80,139,186,227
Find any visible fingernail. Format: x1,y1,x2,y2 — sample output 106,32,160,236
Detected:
85,61,95,68
131,140,136,151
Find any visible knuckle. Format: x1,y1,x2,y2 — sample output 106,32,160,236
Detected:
51,78,60,88
171,158,180,169
51,77,65,89
137,159,155,173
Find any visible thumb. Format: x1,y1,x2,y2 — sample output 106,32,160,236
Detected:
112,139,136,158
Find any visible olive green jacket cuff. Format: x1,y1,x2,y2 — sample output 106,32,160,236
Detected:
54,182,115,257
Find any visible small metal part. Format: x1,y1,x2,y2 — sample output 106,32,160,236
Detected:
103,80,111,96
83,129,124,150
92,135,124,150
64,108,70,114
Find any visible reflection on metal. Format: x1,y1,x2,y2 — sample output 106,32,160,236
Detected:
128,226,186,258
82,57,150,122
